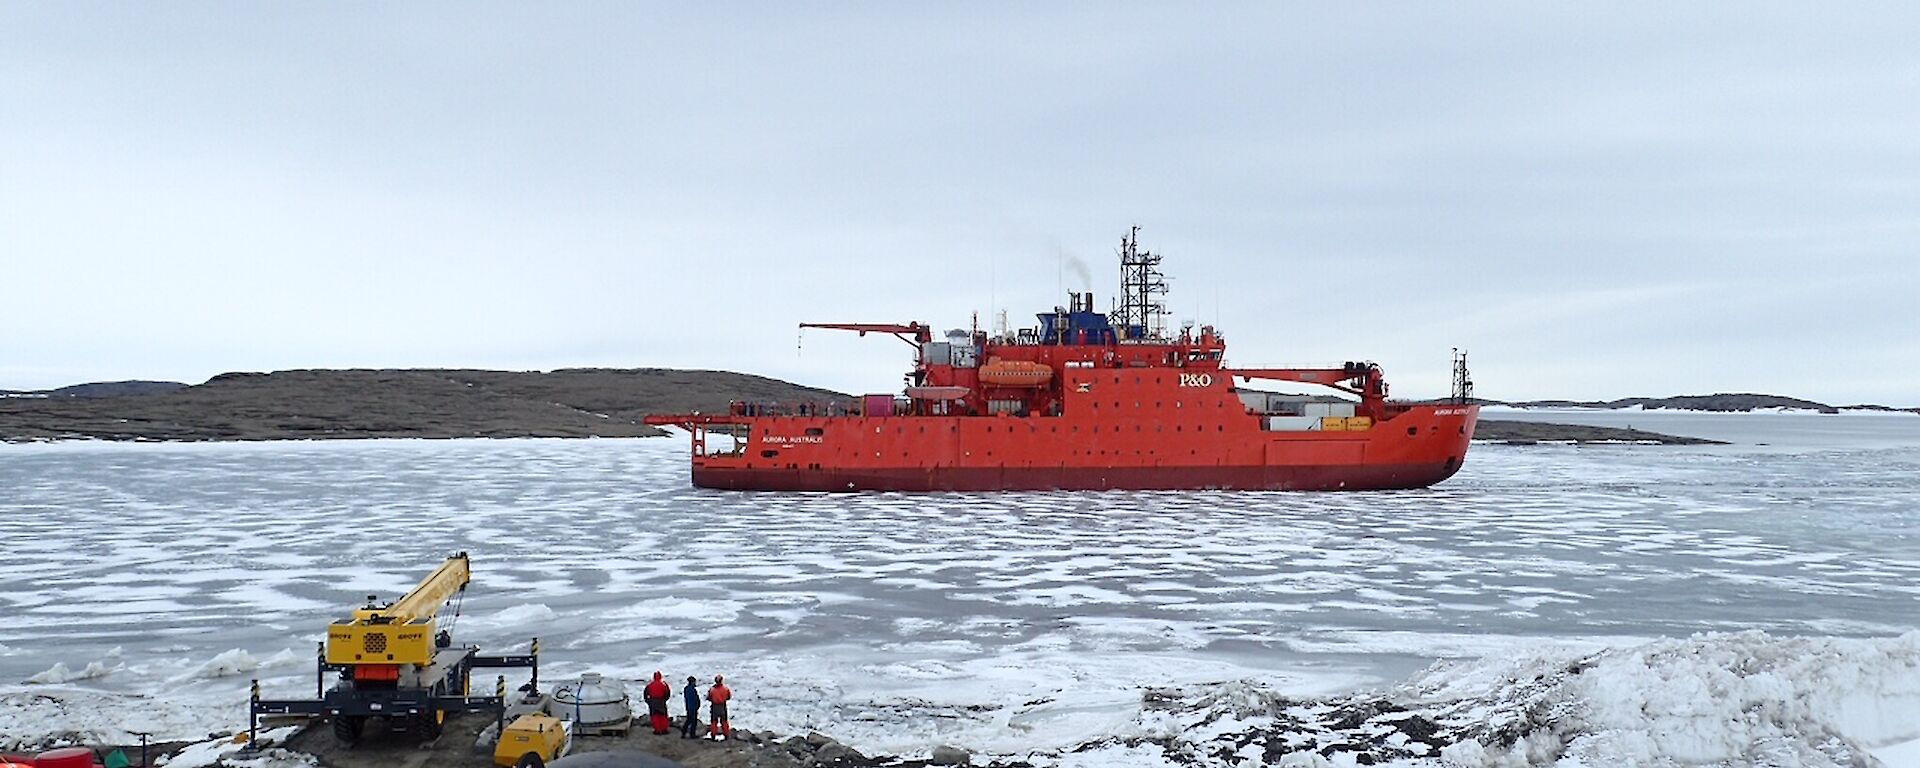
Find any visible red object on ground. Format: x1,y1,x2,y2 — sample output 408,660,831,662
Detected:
35,747,98,768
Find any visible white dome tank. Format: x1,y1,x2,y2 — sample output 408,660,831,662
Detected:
550,672,633,728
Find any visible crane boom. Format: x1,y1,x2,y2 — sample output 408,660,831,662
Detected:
364,552,470,624
326,552,471,668
800,322,933,346
1227,363,1389,401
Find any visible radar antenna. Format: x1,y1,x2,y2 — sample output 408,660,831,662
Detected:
1112,226,1169,340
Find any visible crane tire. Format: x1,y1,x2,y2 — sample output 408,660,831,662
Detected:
331,715,364,744
409,711,444,740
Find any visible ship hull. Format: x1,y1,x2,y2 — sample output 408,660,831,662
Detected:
682,404,1478,493
692,461,1463,492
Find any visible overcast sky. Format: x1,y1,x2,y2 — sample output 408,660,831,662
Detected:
4,4,1917,404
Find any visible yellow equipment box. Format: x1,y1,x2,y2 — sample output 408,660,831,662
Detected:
494,713,570,767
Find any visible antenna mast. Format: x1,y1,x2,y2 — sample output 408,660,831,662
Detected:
1113,226,1169,340
1451,348,1474,403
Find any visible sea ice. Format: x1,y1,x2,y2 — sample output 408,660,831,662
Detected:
1,430,1917,765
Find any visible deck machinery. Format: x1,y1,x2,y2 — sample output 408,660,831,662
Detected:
250,552,539,744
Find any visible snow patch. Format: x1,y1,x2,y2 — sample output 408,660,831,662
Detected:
0,688,215,750
25,660,115,684
1033,630,1920,767
1874,736,1920,768
469,602,558,629
157,726,302,768
172,648,301,682
602,596,744,623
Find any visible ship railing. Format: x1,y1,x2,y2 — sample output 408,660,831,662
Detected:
729,400,861,418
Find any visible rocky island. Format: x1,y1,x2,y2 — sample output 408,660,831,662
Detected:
0,368,1784,446
0,369,840,442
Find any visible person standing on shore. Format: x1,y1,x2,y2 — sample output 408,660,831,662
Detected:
707,674,733,740
680,675,701,738
643,671,672,734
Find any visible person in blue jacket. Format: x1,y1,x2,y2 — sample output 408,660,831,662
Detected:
680,675,701,738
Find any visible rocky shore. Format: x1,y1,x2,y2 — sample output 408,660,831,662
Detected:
0,368,843,442
1472,420,1725,445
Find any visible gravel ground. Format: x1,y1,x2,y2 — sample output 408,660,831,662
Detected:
265,713,986,768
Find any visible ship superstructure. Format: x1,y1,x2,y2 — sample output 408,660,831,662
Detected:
647,229,1478,491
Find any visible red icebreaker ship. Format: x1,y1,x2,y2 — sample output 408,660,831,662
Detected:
648,229,1479,491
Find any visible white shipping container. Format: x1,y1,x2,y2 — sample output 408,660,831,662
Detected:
1265,416,1322,431
1302,402,1357,418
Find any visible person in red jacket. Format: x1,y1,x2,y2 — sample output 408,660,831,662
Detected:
706,674,733,740
642,671,672,734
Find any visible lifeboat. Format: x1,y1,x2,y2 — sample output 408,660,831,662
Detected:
978,359,1052,388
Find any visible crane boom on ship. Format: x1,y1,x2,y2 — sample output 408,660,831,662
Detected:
1228,363,1389,402
799,322,933,346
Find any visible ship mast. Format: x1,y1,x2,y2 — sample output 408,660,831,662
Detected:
1112,225,1169,341
1451,348,1474,404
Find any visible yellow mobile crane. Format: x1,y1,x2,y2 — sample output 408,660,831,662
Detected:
251,552,538,744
